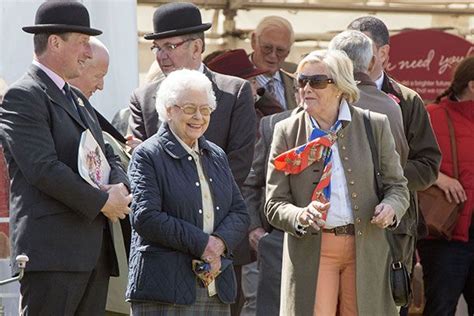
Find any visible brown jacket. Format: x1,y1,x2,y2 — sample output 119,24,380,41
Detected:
382,73,441,268
265,106,409,316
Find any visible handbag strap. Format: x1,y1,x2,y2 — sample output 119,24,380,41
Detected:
363,110,402,263
443,107,459,179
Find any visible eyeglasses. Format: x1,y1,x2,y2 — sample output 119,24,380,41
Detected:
259,42,289,58
174,104,214,116
150,38,194,55
297,74,335,89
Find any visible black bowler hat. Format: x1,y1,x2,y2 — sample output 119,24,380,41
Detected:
144,2,211,40
22,1,102,36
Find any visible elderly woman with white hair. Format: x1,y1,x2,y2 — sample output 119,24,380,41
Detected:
126,69,249,315
265,50,409,315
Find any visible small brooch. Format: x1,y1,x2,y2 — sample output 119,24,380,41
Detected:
77,98,85,107
387,93,400,104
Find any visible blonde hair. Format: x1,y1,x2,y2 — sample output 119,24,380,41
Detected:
296,49,359,104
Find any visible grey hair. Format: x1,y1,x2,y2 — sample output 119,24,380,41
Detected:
297,49,360,104
328,30,373,73
155,69,216,122
255,16,295,44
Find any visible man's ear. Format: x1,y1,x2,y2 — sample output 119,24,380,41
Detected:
250,32,257,51
192,39,203,59
380,44,390,68
368,55,375,73
49,34,62,51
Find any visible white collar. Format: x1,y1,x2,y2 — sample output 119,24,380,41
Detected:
374,72,384,90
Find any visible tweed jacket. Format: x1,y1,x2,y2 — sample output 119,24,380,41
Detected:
280,66,298,111
265,106,409,316
128,66,256,188
249,56,298,112
126,123,249,305
382,73,441,268
0,65,128,275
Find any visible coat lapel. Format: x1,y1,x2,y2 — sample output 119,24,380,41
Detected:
203,66,224,104
281,70,297,110
28,65,87,129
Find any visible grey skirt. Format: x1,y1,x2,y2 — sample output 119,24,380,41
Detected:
130,286,230,316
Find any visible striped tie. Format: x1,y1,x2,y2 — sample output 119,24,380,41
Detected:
273,120,342,220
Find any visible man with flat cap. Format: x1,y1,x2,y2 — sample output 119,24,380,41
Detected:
128,4,256,314
0,1,131,315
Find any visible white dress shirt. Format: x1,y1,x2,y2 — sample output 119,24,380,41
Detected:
307,100,354,229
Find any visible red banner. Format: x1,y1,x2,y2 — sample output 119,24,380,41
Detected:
387,29,473,101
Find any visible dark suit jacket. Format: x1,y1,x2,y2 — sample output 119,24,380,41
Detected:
242,110,295,232
0,65,128,275
241,109,297,316
128,66,256,189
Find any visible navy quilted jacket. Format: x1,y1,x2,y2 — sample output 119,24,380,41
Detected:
126,123,249,305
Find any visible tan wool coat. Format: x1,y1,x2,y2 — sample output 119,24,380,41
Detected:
265,105,409,316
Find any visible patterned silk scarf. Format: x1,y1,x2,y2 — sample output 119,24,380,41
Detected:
273,118,342,220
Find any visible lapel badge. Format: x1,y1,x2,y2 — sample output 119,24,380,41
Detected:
77,98,85,107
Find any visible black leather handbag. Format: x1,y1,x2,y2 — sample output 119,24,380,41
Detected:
363,111,411,307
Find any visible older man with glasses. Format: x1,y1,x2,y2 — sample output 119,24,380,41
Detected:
250,16,298,111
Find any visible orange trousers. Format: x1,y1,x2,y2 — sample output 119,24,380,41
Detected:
314,233,358,316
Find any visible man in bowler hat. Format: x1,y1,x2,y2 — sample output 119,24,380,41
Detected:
128,2,256,190
0,1,131,314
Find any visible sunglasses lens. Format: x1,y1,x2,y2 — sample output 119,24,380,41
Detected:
297,78,328,89
309,80,328,89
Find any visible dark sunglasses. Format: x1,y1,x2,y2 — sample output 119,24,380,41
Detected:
297,74,335,89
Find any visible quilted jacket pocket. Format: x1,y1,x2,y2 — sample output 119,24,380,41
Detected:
135,248,195,305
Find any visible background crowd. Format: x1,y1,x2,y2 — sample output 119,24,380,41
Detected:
0,1,472,316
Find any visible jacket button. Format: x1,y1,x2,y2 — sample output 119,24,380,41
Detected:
195,182,200,187
352,192,357,198
342,146,346,150
188,156,192,161
347,168,352,173
344,157,349,161
216,206,220,210
209,178,213,182
356,217,361,223
198,209,203,214
349,180,355,185
354,205,359,210
358,231,363,236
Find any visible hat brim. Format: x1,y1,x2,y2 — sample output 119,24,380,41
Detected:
22,24,102,36
144,23,211,40
238,68,268,80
